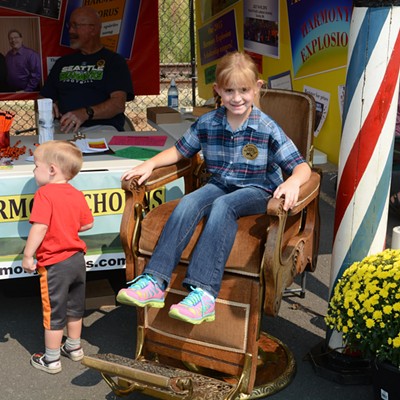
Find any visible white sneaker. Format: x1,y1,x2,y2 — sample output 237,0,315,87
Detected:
30,352,62,374
60,344,84,361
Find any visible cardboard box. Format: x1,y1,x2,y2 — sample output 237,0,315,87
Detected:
192,106,215,117
147,106,182,124
85,279,115,310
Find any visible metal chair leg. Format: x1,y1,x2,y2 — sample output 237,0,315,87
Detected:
284,271,307,298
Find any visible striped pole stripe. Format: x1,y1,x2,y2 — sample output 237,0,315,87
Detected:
328,5,400,348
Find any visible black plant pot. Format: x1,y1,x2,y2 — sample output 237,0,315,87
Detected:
371,360,400,400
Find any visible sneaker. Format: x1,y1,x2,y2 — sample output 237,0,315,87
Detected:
60,344,84,361
168,287,215,324
116,274,165,308
30,352,62,374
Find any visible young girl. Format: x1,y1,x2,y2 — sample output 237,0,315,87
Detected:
117,51,311,324
23,140,94,373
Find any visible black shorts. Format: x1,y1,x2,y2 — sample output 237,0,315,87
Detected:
38,251,86,330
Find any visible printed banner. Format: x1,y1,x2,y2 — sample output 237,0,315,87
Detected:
287,0,352,79
0,170,183,280
0,0,159,100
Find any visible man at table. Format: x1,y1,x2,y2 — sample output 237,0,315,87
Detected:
40,6,134,133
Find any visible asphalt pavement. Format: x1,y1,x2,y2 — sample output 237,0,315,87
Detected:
1,163,393,400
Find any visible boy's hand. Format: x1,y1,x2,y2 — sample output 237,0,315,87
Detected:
22,255,37,274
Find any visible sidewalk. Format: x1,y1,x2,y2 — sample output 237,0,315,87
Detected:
0,163,389,400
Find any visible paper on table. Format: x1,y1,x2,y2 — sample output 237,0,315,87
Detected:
108,135,167,147
37,98,54,143
74,138,109,153
37,98,53,112
113,146,161,160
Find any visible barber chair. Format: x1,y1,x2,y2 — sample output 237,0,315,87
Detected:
82,89,321,399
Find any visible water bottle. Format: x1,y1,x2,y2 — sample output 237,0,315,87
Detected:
167,79,179,110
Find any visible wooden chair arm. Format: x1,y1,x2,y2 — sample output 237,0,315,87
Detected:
262,169,321,316
121,157,193,194
266,170,321,216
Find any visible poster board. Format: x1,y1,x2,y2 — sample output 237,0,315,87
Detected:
0,0,159,100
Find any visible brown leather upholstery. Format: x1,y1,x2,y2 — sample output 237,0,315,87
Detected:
118,88,321,395
139,199,268,277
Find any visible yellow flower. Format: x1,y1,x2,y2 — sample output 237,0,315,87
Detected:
380,288,389,298
347,309,354,317
393,337,400,348
325,249,400,366
347,320,353,328
383,305,392,315
366,319,375,329
373,310,383,320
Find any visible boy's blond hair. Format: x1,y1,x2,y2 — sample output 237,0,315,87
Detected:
34,140,83,180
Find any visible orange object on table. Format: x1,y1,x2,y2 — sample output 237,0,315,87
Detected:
0,110,15,149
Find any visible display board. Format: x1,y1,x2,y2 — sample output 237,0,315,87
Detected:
0,0,159,100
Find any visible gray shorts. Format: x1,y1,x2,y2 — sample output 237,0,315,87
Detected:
38,251,86,330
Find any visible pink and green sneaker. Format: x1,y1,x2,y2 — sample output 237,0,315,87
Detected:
168,287,215,324
116,274,165,308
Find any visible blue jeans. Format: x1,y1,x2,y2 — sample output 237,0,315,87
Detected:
145,182,270,298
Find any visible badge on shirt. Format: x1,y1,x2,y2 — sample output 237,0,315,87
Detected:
242,143,259,160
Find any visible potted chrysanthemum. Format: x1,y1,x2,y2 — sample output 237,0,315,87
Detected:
325,249,400,398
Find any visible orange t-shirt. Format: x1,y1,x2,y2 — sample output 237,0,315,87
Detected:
29,183,93,267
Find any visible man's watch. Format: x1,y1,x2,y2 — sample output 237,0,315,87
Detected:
86,106,94,120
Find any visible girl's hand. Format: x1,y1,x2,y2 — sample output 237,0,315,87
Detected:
274,163,311,211
273,181,300,211
121,161,155,185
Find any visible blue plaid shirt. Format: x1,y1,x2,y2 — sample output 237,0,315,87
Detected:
175,105,305,194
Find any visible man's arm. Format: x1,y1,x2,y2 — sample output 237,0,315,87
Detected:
59,90,127,133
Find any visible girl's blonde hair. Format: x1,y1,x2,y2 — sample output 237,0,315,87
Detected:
215,52,259,87
214,51,262,106
34,140,83,180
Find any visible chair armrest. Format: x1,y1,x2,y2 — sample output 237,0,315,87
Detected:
266,170,321,216
262,169,321,316
289,170,321,214
121,157,193,193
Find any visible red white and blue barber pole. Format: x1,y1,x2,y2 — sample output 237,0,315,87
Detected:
329,0,400,352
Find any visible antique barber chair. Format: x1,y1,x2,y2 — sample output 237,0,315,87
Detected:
82,89,321,399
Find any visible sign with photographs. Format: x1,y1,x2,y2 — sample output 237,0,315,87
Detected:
0,0,159,99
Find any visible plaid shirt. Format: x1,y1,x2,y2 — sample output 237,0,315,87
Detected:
175,105,305,193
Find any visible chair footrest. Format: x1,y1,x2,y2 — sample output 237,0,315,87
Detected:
82,353,236,399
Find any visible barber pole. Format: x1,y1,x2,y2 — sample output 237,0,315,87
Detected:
328,0,400,350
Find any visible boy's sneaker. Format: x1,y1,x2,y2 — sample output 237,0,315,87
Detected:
60,344,84,361
168,287,215,324
30,352,62,374
116,274,165,308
